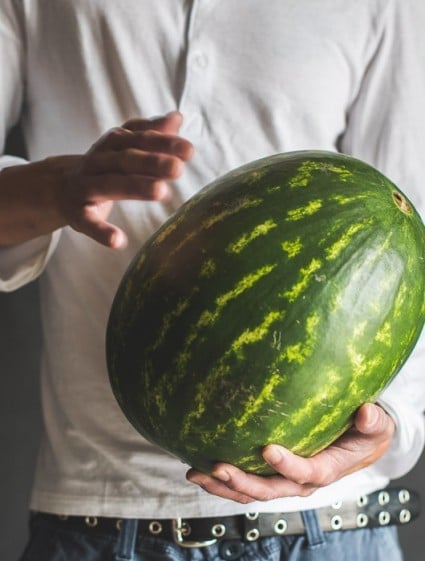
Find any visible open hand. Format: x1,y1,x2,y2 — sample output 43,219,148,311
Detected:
186,403,395,503
55,111,193,248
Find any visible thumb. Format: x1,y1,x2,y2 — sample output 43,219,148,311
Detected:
354,403,392,436
73,205,128,249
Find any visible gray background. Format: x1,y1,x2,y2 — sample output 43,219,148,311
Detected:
1,127,424,561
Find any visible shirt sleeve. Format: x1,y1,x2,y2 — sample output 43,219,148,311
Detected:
0,1,25,164
376,331,425,479
339,0,425,479
0,1,59,292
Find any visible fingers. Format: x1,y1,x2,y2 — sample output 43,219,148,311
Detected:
83,149,185,180
60,111,194,248
75,174,170,202
74,207,128,249
187,463,317,504
123,111,184,134
187,404,396,504
96,128,194,162
186,468,256,504
60,172,169,249
263,404,395,485
263,445,338,488
65,201,128,249
84,112,194,183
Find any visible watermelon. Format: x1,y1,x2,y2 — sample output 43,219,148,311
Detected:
106,151,425,475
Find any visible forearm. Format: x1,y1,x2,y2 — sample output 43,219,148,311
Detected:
0,156,78,246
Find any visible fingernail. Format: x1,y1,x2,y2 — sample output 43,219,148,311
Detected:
212,468,230,482
166,110,182,120
264,446,283,466
155,182,171,200
110,230,126,249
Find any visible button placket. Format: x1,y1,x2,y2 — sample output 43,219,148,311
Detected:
178,2,213,136
179,47,209,135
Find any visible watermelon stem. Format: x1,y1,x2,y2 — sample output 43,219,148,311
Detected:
392,191,412,215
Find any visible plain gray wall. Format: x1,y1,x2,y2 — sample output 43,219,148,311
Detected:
1,127,424,561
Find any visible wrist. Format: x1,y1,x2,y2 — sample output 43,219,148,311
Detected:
41,154,82,217
0,155,80,245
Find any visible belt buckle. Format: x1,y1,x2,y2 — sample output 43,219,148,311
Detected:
172,518,217,548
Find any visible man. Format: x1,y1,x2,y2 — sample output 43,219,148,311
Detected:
1,1,424,560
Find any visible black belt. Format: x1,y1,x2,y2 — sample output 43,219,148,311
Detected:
35,487,420,548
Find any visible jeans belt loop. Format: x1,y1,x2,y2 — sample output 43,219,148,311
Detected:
301,509,325,547
115,518,139,561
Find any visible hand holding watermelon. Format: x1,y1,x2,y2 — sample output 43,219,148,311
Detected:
106,151,424,482
186,403,395,503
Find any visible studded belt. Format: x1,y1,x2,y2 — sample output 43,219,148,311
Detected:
35,487,419,548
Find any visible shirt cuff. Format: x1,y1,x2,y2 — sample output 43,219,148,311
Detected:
375,393,425,480
0,155,28,170
0,230,61,292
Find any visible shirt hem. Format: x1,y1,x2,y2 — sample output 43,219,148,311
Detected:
29,476,391,519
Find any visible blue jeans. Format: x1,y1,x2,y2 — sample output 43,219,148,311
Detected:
19,511,404,561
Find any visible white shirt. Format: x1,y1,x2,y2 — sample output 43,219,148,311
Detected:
0,0,424,518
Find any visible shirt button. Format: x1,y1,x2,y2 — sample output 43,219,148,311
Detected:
190,50,209,71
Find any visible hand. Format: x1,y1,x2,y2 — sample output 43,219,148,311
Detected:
55,111,193,248
186,403,395,503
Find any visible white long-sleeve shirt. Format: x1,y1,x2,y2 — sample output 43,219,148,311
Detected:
0,0,424,518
